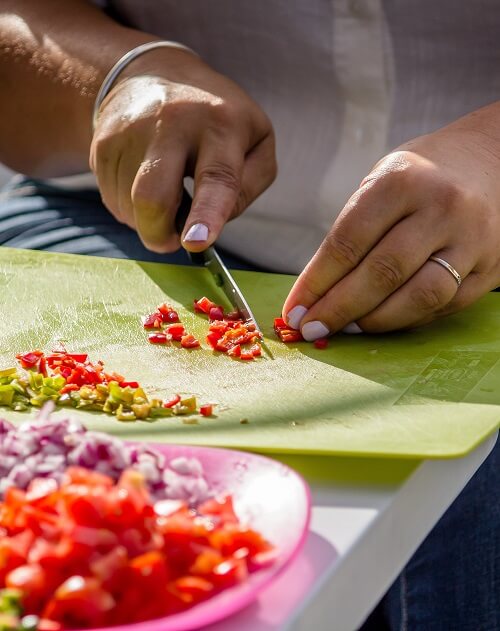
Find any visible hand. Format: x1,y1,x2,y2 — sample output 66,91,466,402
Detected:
283,107,500,337
90,47,276,253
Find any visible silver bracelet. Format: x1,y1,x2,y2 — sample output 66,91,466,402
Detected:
92,40,198,129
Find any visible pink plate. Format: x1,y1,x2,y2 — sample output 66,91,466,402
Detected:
80,443,311,631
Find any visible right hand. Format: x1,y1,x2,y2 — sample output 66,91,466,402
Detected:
89,46,277,253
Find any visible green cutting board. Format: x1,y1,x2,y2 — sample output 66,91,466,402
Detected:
1,247,499,459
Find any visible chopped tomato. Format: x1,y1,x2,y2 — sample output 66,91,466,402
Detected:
0,468,275,628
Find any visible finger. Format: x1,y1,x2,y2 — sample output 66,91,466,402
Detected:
131,145,187,253
232,133,277,217
91,134,124,223
181,130,246,251
282,171,415,324
115,148,141,230
294,206,448,336
414,268,500,328
356,249,475,333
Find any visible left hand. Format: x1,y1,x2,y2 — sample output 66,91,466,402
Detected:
283,105,500,338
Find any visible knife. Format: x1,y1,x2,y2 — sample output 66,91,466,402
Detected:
175,189,268,346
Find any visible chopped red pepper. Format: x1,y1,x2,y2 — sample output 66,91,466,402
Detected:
180,334,201,349
166,324,186,342
163,394,181,408
194,297,218,315
227,344,241,358
157,303,180,323
313,338,329,350
199,404,214,417
16,351,43,369
148,333,168,345
142,314,163,330
209,306,224,321
277,329,303,343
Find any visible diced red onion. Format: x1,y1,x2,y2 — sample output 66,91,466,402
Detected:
0,407,210,504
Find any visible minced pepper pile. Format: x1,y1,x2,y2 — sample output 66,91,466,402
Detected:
143,298,263,360
0,350,213,421
0,467,275,630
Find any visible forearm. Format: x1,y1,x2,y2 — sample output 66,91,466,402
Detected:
0,0,159,176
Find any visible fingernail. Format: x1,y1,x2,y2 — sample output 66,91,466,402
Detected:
341,322,363,334
184,223,209,242
286,305,308,330
301,320,330,341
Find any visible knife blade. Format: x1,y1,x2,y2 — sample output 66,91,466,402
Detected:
175,189,266,341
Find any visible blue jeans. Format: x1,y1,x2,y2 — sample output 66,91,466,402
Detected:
1,176,499,631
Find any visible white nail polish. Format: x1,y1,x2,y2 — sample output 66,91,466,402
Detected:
184,223,209,242
301,321,330,341
342,322,363,334
286,305,308,330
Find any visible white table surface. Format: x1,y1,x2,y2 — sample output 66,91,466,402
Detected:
206,431,498,631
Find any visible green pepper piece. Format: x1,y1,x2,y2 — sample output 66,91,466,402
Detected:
28,373,43,391
179,396,197,412
131,403,152,419
150,406,174,418
0,589,22,615
0,386,15,407
115,404,136,421
0,368,16,379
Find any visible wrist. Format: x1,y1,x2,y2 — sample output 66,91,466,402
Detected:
93,41,200,129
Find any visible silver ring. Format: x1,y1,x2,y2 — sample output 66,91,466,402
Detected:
429,255,462,287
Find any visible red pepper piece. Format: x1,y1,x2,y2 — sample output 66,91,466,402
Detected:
239,349,254,360
16,351,43,369
163,394,181,408
227,344,241,358
142,314,162,329
180,334,201,349
199,404,213,417
278,329,303,343
157,304,180,323
148,333,168,344
273,317,288,331
120,381,140,388
206,332,223,349
59,384,79,395
38,356,48,377
209,306,224,321
166,324,185,342
194,297,218,315
313,338,329,350
250,344,262,357
65,354,88,363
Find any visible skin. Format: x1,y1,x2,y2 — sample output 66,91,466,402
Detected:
2,2,500,334
283,105,500,336
0,0,276,253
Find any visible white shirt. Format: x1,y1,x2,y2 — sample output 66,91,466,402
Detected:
77,0,500,273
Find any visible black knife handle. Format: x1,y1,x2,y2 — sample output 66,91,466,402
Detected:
175,188,206,266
